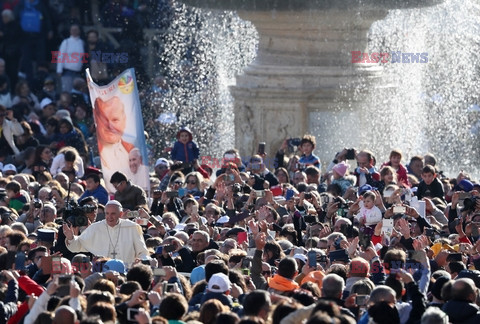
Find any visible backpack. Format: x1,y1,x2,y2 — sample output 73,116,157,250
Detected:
20,2,42,33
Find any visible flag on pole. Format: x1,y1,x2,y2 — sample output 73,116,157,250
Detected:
86,68,149,193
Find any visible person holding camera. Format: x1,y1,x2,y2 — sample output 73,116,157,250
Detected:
16,199,44,233
246,155,279,191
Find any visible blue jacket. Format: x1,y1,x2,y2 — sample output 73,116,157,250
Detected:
299,153,321,169
79,184,109,205
171,140,199,163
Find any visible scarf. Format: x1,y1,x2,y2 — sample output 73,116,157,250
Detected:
268,274,299,292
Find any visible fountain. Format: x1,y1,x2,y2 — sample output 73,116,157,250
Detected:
147,0,480,178
176,0,448,165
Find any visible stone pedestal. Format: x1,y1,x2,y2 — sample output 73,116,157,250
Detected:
181,0,443,165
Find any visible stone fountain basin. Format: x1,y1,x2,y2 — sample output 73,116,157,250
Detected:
180,0,444,11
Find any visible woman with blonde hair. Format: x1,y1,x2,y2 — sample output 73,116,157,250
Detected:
184,171,204,197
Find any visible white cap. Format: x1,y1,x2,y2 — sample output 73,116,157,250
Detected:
293,253,307,264
105,200,123,208
2,164,17,174
207,273,231,293
155,158,170,168
55,109,71,119
40,97,53,109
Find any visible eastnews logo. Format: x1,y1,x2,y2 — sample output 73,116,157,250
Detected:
51,51,128,64
351,51,428,64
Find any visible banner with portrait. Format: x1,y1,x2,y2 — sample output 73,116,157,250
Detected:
86,68,149,193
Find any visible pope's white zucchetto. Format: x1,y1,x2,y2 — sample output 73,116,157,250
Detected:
105,200,123,209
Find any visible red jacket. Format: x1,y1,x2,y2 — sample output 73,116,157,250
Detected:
7,276,45,324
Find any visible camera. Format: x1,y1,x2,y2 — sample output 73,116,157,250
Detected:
166,191,178,198
304,215,317,223
393,205,406,214
345,148,356,160
425,228,435,238
232,183,242,194
296,162,306,171
64,199,90,227
127,211,139,219
334,197,348,209
58,275,73,286
287,138,302,152
33,198,42,209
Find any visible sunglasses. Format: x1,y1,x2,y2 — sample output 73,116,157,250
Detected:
174,181,183,185
187,180,197,185
113,181,124,189
262,271,271,276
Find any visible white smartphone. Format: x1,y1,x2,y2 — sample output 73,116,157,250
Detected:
393,205,406,214
382,219,394,237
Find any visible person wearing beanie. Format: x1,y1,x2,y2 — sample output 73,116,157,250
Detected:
331,161,353,196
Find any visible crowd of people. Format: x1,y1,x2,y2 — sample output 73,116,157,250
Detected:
0,2,480,324
0,119,480,324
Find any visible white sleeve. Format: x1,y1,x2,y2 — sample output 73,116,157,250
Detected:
9,118,24,136
50,154,65,177
24,291,51,324
370,208,383,224
133,224,149,260
69,297,81,311
76,156,85,178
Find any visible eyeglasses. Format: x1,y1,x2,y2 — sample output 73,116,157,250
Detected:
113,181,124,189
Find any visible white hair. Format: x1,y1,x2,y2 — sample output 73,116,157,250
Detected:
421,307,448,324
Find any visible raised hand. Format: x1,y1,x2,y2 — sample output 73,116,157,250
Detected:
396,218,411,238
347,237,359,257
319,225,331,238
62,223,75,241
255,232,267,250
248,219,259,236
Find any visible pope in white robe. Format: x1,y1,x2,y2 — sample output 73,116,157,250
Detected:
63,200,149,266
